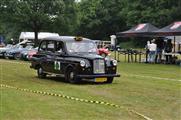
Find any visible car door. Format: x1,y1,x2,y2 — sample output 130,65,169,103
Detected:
54,41,65,74
38,40,48,71
44,41,56,73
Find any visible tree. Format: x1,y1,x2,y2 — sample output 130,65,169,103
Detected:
1,0,180,47
0,0,65,46
77,0,127,40
51,0,79,35
121,0,181,27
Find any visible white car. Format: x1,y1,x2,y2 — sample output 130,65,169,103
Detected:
0,44,13,58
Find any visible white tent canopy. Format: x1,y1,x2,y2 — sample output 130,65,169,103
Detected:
19,32,59,42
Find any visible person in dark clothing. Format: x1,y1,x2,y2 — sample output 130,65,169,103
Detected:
155,38,164,63
164,39,173,64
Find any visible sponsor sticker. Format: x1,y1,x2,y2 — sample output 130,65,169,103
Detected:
170,22,181,29
135,24,146,31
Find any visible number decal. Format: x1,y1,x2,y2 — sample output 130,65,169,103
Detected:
54,61,61,70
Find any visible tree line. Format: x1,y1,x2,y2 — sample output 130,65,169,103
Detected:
0,0,180,46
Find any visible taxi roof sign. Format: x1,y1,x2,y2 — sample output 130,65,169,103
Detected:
74,36,83,41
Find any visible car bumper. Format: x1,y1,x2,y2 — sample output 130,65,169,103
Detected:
76,74,120,78
5,54,14,58
76,74,120,82
0,53,4,57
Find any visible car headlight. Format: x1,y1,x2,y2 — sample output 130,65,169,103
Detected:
112,60,117,66
80,60,86,67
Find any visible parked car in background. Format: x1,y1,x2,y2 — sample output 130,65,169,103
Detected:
5,45,23,59
19,46,35,60
97,47,110,57
30,36,120,84
5,45,33,59
0,44,13,58
27,48,38,60
20,47,38,60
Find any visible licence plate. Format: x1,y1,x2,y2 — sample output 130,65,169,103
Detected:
95,78,107,82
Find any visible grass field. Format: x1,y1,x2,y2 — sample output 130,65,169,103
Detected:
0,58,180,120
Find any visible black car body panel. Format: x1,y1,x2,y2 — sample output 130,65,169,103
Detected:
30,36,120,83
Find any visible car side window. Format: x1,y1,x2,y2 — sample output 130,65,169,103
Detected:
47,41,55,52
39,41,47,51
56,42,64,53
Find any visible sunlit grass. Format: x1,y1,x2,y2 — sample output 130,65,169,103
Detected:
0,59,180,120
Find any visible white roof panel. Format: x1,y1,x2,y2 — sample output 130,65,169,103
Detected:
19,32,59,40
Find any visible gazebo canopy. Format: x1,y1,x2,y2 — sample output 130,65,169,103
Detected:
153,21,181,36
116,23,159,37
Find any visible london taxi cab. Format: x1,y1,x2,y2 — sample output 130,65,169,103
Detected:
30,36,120,84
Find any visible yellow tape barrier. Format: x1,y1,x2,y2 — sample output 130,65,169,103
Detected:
0,84,152,120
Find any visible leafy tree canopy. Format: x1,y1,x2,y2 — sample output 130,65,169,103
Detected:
0,0,181,47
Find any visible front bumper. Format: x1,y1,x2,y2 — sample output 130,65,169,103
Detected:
5,53,14,58
0,53,4,57
76,74,120,78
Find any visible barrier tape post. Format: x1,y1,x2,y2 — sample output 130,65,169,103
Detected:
1,84,152,120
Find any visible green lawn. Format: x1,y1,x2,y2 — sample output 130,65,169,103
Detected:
0,59,180,120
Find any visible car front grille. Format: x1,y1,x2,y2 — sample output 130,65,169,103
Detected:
93,59,105,74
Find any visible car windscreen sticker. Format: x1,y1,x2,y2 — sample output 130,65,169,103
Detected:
54,61,61,70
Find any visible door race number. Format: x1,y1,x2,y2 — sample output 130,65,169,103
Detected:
54,61,61,70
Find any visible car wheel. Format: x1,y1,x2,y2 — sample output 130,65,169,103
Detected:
4,55,9,59
14,53,20,60
65,68,80,84
105,77,113,83
37,67,47,78
2,53,5,58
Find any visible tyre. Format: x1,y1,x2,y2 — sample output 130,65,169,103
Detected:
14,53,21,60
4,54,9,59
65,68,80,84
37,66,47,78
105,77,113,83
1,53,5,58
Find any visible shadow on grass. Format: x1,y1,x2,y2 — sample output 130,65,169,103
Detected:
34,76,113,86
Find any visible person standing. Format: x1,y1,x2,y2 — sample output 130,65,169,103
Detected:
148,39,157,63
145,41,150,63
164,39,173,64
155,38,164,63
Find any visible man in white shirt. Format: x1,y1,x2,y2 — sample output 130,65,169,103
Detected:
148,39,157,63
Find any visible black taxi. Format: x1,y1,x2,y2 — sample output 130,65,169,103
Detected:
30,36,120,84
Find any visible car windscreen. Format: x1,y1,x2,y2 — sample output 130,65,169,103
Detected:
66,41,97,53
13,45,23,49
25,45,33,49
6,44,12,48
